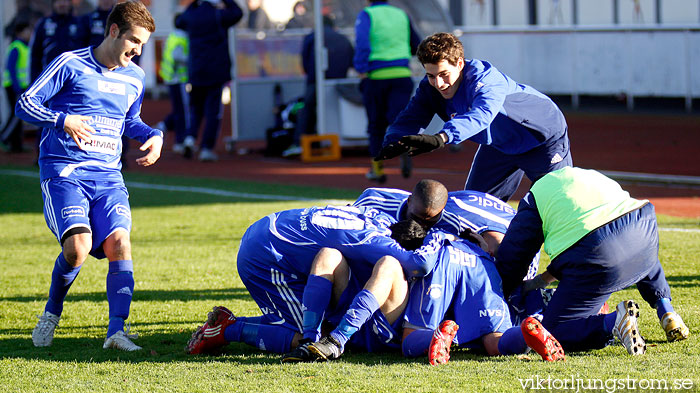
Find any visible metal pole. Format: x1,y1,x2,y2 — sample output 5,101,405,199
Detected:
229,28,239,144
313,0,326,135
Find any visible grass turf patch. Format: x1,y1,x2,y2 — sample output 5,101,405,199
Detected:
1,165,698,392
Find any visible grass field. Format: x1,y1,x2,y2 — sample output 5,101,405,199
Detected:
1,165,699,393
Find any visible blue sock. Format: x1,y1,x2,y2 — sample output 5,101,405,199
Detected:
497,326,528,355
401,329,433,357
301,275,333,341
330,289,379,348
45,253,82,316
106,260,134,337
235,316,262,324
225,322,295,353
656,298,674,320
602,311,618,334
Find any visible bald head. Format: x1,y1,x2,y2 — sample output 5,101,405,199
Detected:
406,179,448,229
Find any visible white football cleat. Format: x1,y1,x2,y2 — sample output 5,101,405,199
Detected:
198,148,218,162
613,300,646,355
661,312,690,342
32,311,60,347
104,326,142,352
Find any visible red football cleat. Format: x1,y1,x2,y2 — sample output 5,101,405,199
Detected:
521,316,565,362
598,301,610,315
428,320,459,366
186,306,237,355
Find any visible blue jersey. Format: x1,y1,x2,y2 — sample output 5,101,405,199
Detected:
16,47,162,182
404,238,511,347
245,205,444,281
353,187,516,235
385,59,567,155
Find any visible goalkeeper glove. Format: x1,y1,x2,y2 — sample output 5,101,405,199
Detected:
401,133,446,157
521,274,548,294
374,142,410,161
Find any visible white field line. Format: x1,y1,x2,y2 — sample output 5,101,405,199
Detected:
1,169,697,231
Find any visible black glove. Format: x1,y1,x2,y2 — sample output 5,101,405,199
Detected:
401,133,445,157
374,142,410,161
521,274,548,294
459,228,489,253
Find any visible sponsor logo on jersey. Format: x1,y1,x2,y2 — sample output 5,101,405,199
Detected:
479,309,504,317
62,205,86,218
465,194,516,214
92,116,124,135
98,80,126,95
115,204,131,218
80,134,120,155
427,284,443,299
550,153,563,164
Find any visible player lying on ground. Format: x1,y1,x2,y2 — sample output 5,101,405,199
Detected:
185,205,447,355
16,0,162,351
497,167,689,355
296,221,564,364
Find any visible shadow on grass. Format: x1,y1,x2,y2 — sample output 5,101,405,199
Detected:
1,288,252,303
664,274,700,288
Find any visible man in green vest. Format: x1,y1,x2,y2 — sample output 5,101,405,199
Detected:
1,20,31,152
496,167,689,356
354,1,421,183
157,18,190,155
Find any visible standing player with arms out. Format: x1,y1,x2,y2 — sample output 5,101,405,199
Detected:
16,1,162,351
376,33,572,202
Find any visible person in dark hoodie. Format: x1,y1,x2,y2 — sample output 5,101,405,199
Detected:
29,0,83,83
175,0,243,162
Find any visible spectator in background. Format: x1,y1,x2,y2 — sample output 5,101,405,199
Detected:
176,0,243,162
80,0,117,46
354,0,421,183
285,1,313,29
1,19,32,153
246,0,274,30
157,16,191,155
282,15,353,158
30,0,83,84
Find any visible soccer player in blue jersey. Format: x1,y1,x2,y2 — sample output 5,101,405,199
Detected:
497,167,689,355
16,1,162,351
185,205,446,355
375,33,572,202
305,222,564,363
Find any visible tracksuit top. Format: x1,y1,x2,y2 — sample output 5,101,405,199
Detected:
30,12,83,83
80,7,112,46
3,39,30,92
530,167,648,260
354,2,419,79
16,47,162,182
175,0,243,86
385,59,568,155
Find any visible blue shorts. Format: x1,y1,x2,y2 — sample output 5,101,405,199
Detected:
404,248,512,347
41,178,131,259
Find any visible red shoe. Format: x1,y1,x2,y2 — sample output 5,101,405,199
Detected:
428,320,459,366
521,317,565,362
186,306,236,354
598,301,610,315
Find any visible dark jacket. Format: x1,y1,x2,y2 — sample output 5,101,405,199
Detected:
302,26,354,84
175,0,243,86
30,12,83,82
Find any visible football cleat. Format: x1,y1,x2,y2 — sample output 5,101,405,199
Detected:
104,328,142,352
660,312,689,342
32,311,60,347
428,320,459,365
186,306,236,355
281,339,315,363
521,316,565,361
613,300,646,355
308,335,343,361
598,301,610,315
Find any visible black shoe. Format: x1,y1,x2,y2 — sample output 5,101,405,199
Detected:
281,339,314,363
308,336,343,361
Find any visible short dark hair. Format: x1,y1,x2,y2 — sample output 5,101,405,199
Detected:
106,0,156,38
417,32,464,67
390,219,427,251
412,179,448,212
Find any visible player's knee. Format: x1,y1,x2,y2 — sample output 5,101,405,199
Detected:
104,229,132,260
62,232,92,267
482,333,501,356
373,256,402,281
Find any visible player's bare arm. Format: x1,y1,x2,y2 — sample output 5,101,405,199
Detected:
63,114,96,148
135,135,163,166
